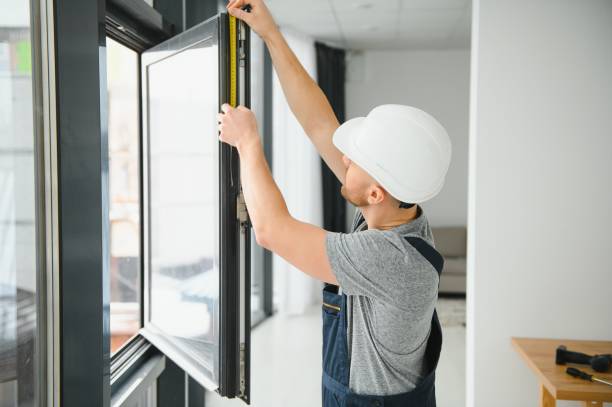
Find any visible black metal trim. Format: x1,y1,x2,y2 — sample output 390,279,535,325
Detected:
54,0,110,404
262,44,274,317
242,20,252,404
243,225,251,402
187,376,206,407
106,0,174,52
217,12,239,398
157,359,186,406
137,40,146,339
217,13,252,402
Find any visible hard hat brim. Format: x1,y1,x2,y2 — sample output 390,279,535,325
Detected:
332,116,445,204
332,116,366,171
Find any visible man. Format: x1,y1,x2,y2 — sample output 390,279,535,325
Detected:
219,1,452,405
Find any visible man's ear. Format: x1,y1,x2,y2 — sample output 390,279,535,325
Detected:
367,185,386,205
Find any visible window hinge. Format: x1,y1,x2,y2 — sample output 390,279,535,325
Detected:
237,190,248,225
239,20,246,42
239,342,246,399
238,21,247,62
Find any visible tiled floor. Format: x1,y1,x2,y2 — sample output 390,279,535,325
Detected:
206,298,466,407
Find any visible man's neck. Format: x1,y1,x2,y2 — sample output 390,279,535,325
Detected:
361,204,419,231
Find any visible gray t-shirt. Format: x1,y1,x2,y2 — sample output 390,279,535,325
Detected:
324,205,439,396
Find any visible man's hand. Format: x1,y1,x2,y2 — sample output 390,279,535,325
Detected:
218,105,338,285
226,0,279,42
228,0,345,185
217,103,260,150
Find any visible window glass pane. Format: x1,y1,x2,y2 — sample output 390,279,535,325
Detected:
0,3,39,406
106,37,141,353
147,39,220,384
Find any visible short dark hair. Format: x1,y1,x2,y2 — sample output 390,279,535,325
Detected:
398,201,415,209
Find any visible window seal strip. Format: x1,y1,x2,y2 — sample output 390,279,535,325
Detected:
110,350,165,407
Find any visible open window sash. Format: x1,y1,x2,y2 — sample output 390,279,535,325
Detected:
140,13,251,402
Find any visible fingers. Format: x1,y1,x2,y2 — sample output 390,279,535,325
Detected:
228,7,250,21
221,103,249,113
227,0,246,12
226,0,242,8
227,0,255,9
218,105,229,136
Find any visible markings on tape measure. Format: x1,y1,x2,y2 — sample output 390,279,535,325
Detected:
229,14,237,108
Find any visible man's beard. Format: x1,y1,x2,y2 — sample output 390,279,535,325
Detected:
340,185,368,207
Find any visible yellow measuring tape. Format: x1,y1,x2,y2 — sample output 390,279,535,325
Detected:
229,14,237,108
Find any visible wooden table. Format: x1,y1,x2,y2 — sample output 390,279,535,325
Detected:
512,338,612,407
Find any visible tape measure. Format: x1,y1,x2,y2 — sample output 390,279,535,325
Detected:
229,14,237,108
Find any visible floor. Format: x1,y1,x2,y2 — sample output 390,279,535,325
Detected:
206,297,466,407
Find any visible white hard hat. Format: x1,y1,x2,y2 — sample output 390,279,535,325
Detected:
333,104,451,204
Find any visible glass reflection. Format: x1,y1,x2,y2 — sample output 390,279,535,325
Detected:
0,4,39,406
147,40,220,382
106,37,141,354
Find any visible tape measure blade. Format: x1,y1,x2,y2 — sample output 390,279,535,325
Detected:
229,14,237,107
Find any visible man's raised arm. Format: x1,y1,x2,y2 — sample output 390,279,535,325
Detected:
227,0,347,184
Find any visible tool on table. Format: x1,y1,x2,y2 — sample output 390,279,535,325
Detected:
566,367,612,387
556,345,612,373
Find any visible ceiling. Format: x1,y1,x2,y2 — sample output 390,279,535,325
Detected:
265,0,472,51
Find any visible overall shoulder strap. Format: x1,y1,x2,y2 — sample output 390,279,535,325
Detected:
404,236,444,275
404,235,444,376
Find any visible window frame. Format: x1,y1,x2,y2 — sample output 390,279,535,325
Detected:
53,0,273,404
139,13,251,400
105,0,172,361
104,1,174,405
53,0,113,404
101,1,274,405
105,34,145,357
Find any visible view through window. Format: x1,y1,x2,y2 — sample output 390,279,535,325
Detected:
106,37,141,353
0,7,39,405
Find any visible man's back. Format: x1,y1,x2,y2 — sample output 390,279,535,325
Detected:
325,206,440,395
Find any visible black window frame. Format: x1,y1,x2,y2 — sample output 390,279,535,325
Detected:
139,13,251,400
54,0,274,404
105,27,149,359
104,0,173,361
104,1,175,405
101,0,273,405
54,0,112,404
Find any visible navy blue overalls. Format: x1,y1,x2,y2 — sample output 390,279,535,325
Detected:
322,235,444,407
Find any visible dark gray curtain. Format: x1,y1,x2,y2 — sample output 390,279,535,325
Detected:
316,42,347,233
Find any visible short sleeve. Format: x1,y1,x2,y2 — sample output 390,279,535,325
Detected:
325,230,416,301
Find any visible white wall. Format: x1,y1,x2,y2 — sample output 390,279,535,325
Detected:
345,49,470,228
467,1,612,406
